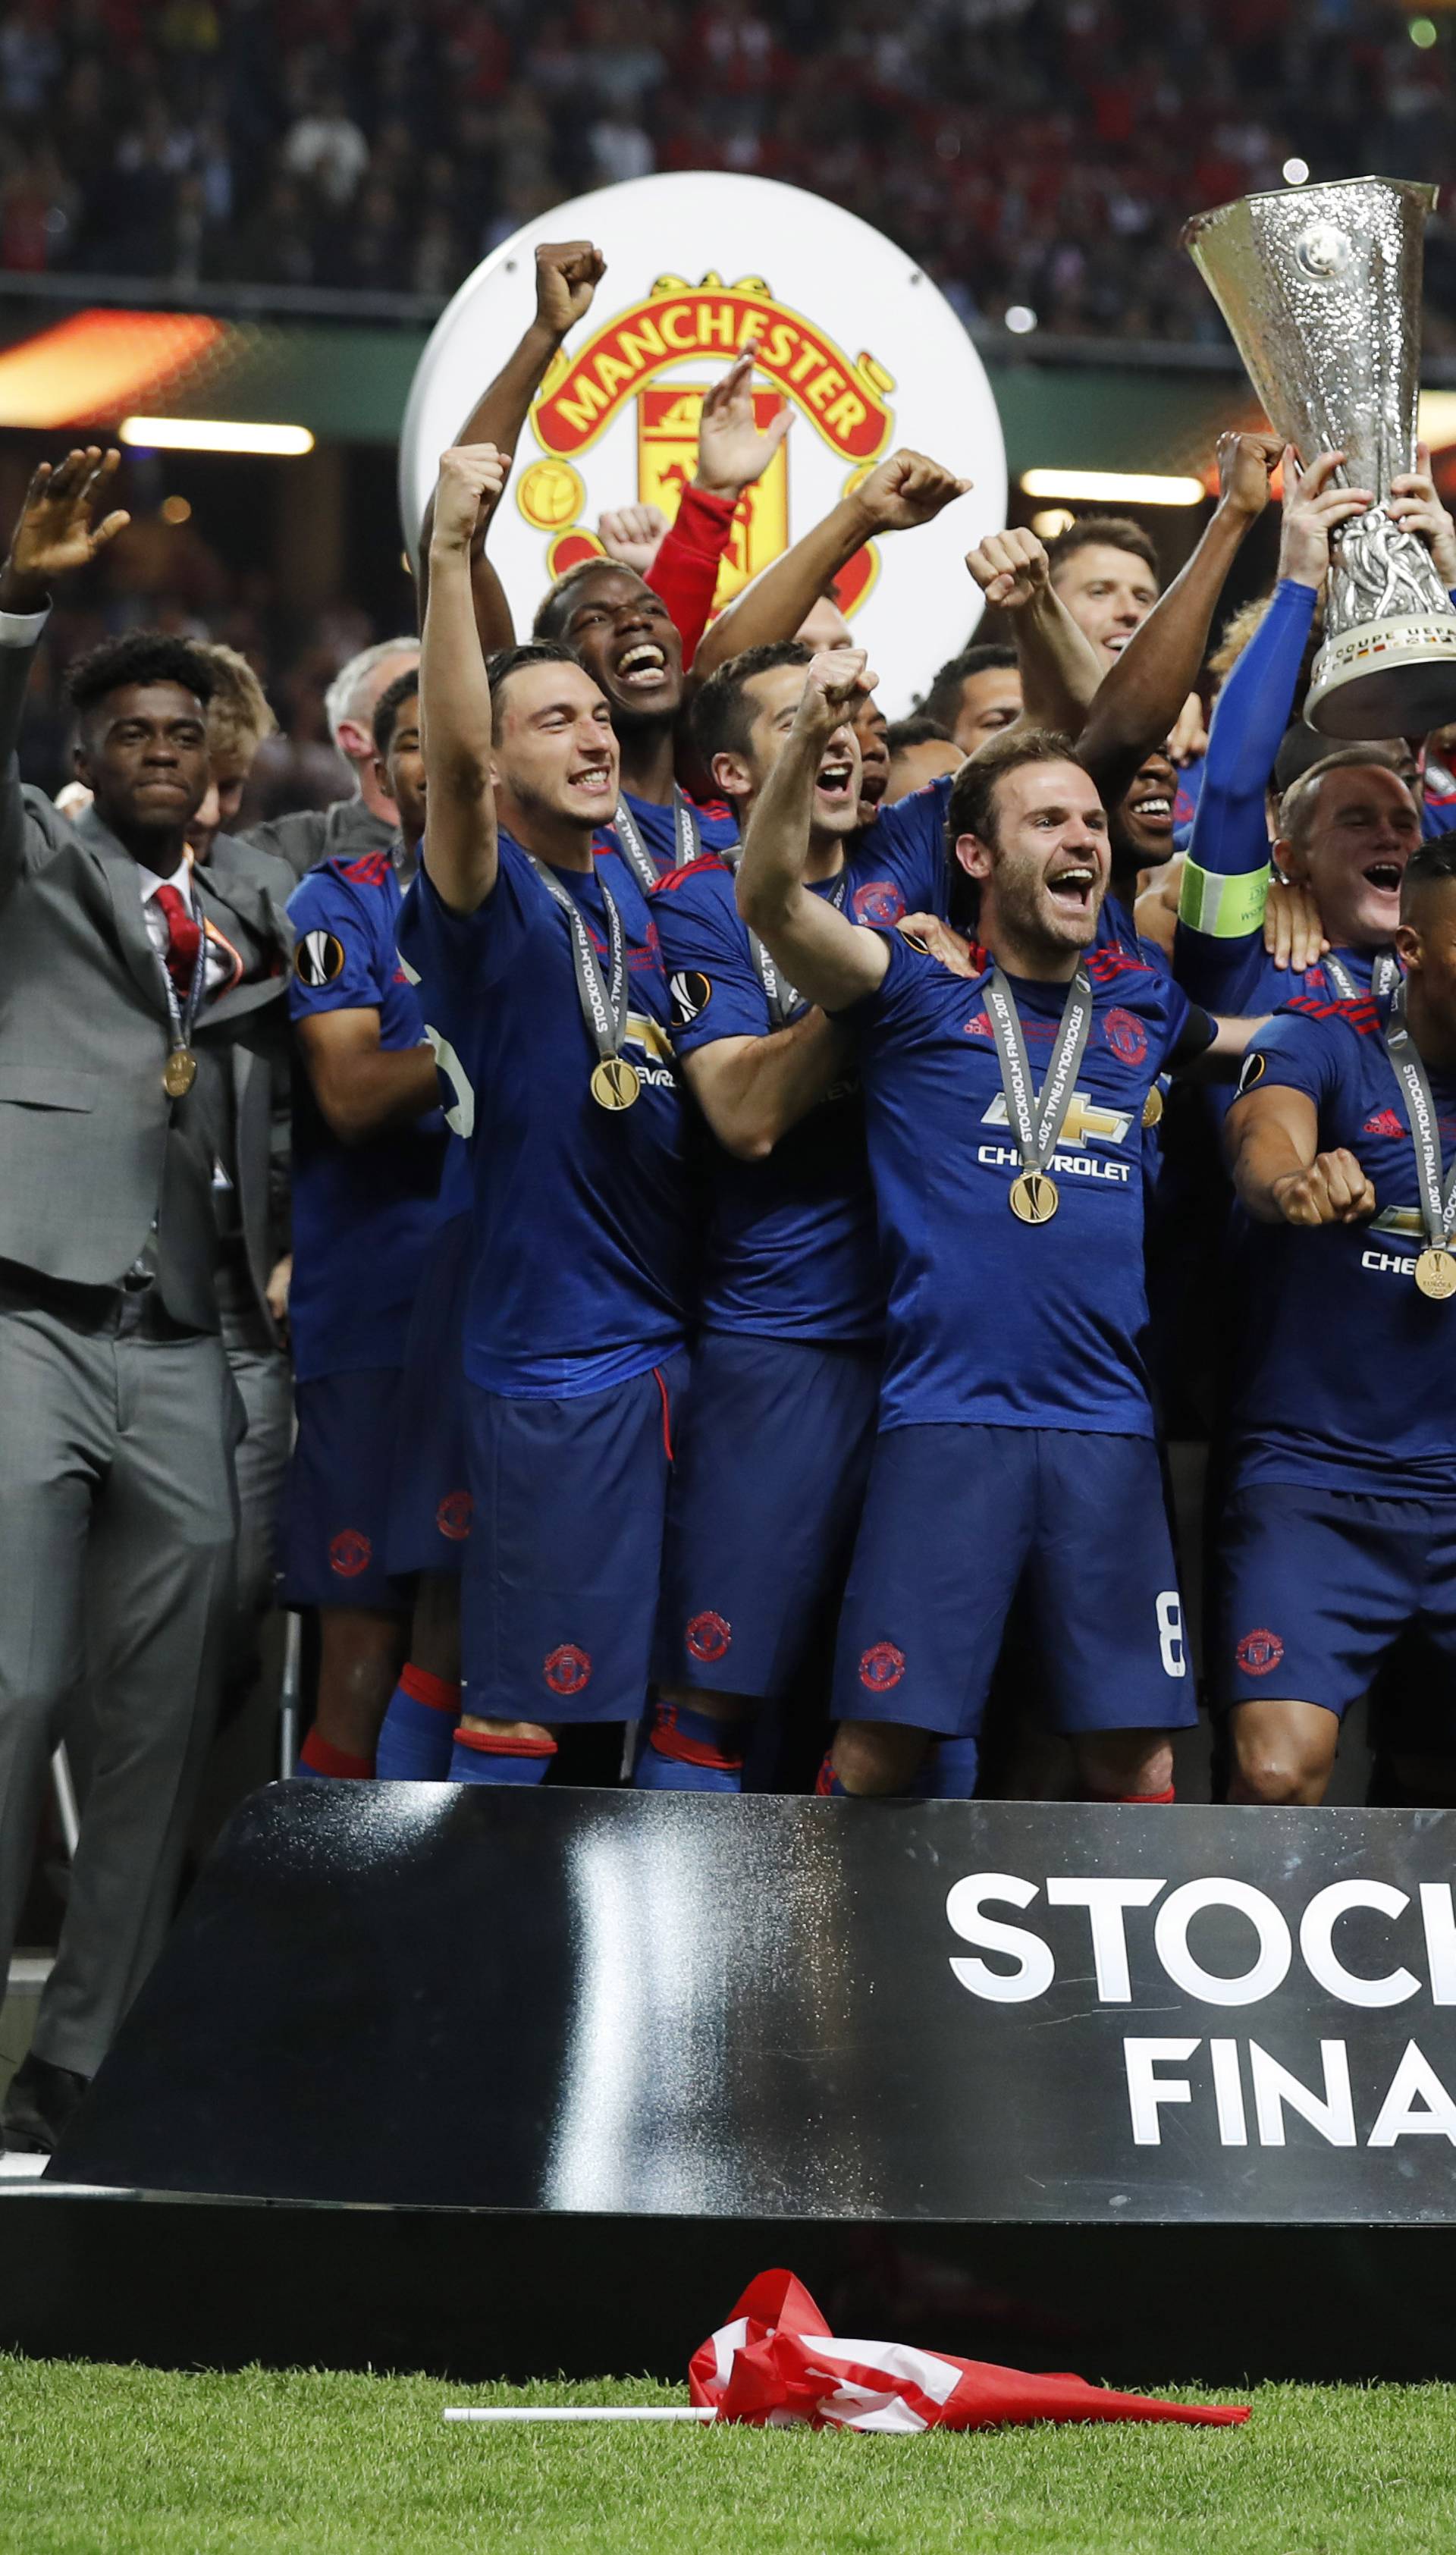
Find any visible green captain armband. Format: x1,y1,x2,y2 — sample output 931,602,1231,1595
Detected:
1177,855,1272,940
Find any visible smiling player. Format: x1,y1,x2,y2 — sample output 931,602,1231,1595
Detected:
734,656,1235,1800
400,445,690,1782
1218,840,1456,1804
639,636,966,1792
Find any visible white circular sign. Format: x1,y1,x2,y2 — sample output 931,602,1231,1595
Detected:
400,171,1006,715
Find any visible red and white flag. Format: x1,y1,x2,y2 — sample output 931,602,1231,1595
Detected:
689,2271,1250,2434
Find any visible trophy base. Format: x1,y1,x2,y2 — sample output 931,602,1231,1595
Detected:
1306,617,1456,739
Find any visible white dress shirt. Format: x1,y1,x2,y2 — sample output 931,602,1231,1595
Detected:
136,858,234,1003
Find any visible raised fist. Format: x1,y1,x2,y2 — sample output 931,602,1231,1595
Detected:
1216,429,1282,521
1272,1147,1376,1227
965,526,1049,611
535,240,607,337
855,449,972,534
796,646,877,738
432,444,511,550
598,504,669,575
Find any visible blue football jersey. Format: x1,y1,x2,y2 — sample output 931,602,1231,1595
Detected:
1225,993,1456,1495
849,774,950,919
652,849,895,1345
604,788,739,878
398,832,690,1398
287,846,449,1383
845,932,1200,1434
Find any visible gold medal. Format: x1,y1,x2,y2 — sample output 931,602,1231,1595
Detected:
590,1056,640,1112
1009,1169,1059,1225
1415,1246,1456,1301
162,1048,197,1098
1141,1086,1164,1130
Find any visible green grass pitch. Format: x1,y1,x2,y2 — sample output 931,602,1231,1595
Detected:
4,2362,1456,2553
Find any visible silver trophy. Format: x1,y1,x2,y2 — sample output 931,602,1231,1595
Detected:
1185,176,1456,737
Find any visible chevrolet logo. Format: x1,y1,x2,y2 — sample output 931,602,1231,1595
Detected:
981,1090,1133,1149
625,1012,674,1065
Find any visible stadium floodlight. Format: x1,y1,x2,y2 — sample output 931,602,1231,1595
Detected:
1283,158,1310,185
119,417,315,456
1021,468,1207,506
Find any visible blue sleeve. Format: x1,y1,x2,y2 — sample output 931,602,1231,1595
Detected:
1237,1006,1343,1108
652,875,774,1058
397,844,541,1002
287,869,389,1020
836,924,935,1043
1171,919,1269,1014
1153,973,1194,1069
1193,579,1316,881
858,777,950,918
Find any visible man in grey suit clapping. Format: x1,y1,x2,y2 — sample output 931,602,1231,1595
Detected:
0,449,294,2153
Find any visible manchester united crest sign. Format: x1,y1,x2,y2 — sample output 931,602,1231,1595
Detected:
400,172,1007,712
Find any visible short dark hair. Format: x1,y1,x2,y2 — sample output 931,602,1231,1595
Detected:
67,632,216,720
1279,744,1415,849
692,641,811,769
1043,514,1159,585
1402,838,1456,915
372,667,419,762
532,556,645,642
918,643,1017,731
484,639,589,720
885,713,954,754
946,727,1092,851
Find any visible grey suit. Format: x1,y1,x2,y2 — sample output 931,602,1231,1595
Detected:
0,637,293,2077
199,830,297,1664
240,796,395,885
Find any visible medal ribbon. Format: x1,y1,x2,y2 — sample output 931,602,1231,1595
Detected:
527,856,629,1069
154,891,209,1075
1323,946,1400,1001
721,857,849,1029
1384,981,1456,1253
611,789,701,893
984,965,1095,1179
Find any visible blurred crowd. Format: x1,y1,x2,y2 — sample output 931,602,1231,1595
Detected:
0,0,1451,341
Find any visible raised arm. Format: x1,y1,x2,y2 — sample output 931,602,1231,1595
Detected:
415,240,606,650
1225,1078,1375,1226
1077,432,1282,805
734,648,891,1012
1176,450,1370,978
0,447,128,899
963,528,1103,742
421,445,507,917
641,347,794,669
692,449,971,685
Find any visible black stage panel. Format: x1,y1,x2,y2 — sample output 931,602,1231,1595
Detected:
11,1784,1456,2381
49,1784,1456,2221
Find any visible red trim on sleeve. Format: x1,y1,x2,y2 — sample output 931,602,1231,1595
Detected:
646,484,739,670
654,853,731,893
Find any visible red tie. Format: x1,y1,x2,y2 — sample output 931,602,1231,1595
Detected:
152,881,202,998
